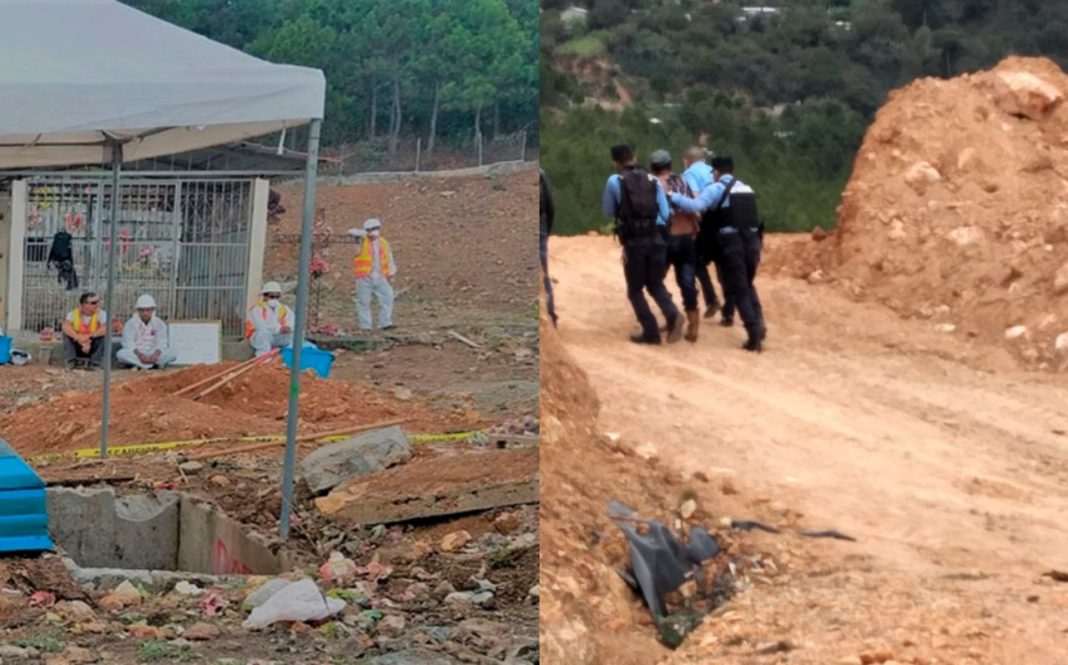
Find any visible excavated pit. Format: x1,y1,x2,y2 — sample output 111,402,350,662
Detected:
47,488,290,583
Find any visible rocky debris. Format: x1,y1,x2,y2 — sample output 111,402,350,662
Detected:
440,530,473,552
183,622,221,640
178,461,204,474
811,226,828,241
299,425,413,495
315,448,537,524
1005,325,1028,340
995,70,1063,119
97,580,141,612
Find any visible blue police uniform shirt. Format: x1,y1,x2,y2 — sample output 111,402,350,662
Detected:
602,172,671,226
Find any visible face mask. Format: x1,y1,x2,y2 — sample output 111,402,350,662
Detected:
266,299,280,310
369,230,380,238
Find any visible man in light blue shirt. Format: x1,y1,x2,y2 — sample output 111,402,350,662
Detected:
682,146,724,321
669,156,766,351
602,143,683,345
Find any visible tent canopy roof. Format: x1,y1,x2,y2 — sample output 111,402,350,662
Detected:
0,0,326,168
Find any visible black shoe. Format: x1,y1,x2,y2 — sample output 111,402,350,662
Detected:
742,339,762,353
630,332,661,345
760,327,767,341
704,304,720,319
720,317,734,327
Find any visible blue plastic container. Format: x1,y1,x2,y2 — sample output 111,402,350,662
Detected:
0,336,11,365
0,438,53,553
280,341,335,379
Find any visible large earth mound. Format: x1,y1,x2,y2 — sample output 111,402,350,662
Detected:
830,56,1068,368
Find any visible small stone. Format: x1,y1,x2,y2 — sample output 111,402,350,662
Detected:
0,646,30,659
173,581,203,596
184,622,221,641
492,512,522,534
860,651,894,664
129,625,163,639
209,475,230,487
432,580,456,600
178,461,204,474
377,614,406,637
934,323,956,333
392,387,413,401
807,269,825,284
528,585,539,598
57,600,96,621
440,530,473,552
679,499,697,519
58,646,96,664
99,580,141,611
888,220,907,240
635,442,658,460
811,226,828,241
1005,325,1028,340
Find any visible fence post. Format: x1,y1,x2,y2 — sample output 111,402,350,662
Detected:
415,138,421,173
477,131,483,167
520,130,527,162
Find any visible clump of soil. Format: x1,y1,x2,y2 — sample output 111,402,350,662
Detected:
824,56,1068,368
0,361,479,455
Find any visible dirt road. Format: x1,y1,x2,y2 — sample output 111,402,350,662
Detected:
546,234,1068,663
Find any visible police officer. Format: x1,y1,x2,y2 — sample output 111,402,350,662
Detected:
539,168,558,328
669,156,765,351
682,146,726,322
650,149,701,342
602,144,684,345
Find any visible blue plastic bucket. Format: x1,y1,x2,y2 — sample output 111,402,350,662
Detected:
0,337,11,365
280,341,334,379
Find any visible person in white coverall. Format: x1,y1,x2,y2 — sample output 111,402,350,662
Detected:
117,294,176,370
352,218,397,331
245,281,292,356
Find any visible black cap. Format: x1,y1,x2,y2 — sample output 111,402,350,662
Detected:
649,149,672,169
711,155,734,171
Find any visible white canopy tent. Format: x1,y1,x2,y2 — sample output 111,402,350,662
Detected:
0,0,327,538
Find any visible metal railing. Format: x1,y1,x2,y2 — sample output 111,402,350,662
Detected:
21,176,253,338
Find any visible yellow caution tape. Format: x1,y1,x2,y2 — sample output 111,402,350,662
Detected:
27,429,486,464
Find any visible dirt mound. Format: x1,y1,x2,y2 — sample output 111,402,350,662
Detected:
829,56,1068,368
0,361,473,455
539,279,757,663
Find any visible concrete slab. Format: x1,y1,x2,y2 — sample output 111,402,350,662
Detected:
299,425,412,495
47,487,179,570
314,449,538,525
178,498,288,575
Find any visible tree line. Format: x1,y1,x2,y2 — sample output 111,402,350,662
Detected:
126,0,539,155
541,0,1068,234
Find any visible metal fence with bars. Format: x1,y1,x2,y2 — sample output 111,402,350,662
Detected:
20,176,254,338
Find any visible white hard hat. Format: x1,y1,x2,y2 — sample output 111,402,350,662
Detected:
262,281,282,294
347,227,366,238
363,218,382,231
135,294,156,309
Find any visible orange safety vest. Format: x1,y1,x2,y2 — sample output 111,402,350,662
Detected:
245,302,288,339
353,237,392,278
71,309,99,335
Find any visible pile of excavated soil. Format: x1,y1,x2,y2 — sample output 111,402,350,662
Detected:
0,361,477,455
826,56,1068,368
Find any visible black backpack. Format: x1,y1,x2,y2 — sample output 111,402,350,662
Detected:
616,167,660,240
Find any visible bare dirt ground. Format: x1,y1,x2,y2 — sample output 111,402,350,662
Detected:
0,166,540,664
541,234,1068,664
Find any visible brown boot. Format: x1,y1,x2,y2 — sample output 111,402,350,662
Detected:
685,310,699,342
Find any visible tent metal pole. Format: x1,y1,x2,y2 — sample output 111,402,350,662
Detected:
100,141,123,459
279,118,321,540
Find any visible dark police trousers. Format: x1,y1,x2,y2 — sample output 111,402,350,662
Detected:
666,234,699,312
695,251,723,313
623,235,679,341
716,229,764,342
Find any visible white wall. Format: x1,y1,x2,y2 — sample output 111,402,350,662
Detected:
246,178,269,311
7,180,25,332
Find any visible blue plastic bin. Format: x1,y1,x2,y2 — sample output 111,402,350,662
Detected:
280,341,335,379
0,336,11,365
0,438,53,553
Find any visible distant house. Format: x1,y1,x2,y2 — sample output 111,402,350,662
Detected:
737,6,781,22
561,6,589,26
833,20,852,31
